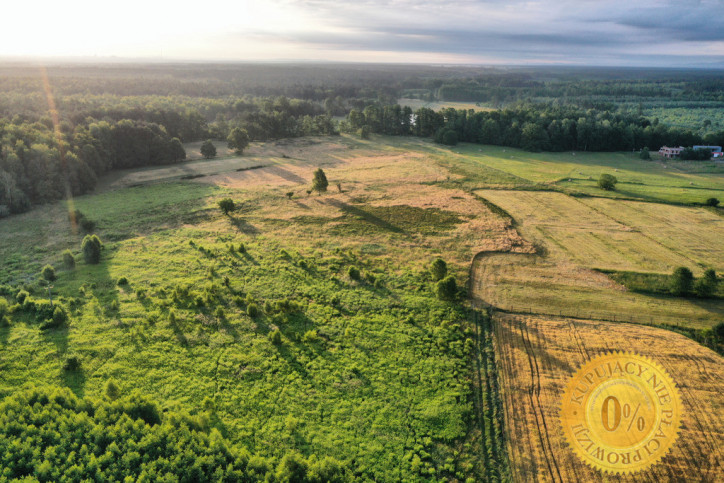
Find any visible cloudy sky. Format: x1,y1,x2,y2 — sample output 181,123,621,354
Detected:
2,0,723,66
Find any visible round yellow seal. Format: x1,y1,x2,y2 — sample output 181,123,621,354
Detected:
560,352,682,474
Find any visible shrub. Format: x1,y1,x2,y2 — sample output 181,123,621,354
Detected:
63,354,82,371
81,234,102,264
430,258,448,281
200,139,217,159
0,315,9,327
435,276,458,301
705,197,720,207
347,266,361,281
51,306,68,328
358,125,371,139
714,321,724,340
694,269,718,298
41,264,56,282
312,168,329,194
302,330,319,343
62,250,75,269
105,379,121,400
117,276,129,286
0,298,8,318
247,303,259,318
670,267,694,296
215,307,225,320
218,198,235,215
598,173,618,191
286,191,294,199
269,329,282,345
238,243,246,254
639,147,651,160
16,290,29,304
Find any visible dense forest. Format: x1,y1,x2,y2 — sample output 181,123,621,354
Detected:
343,103,724,152
2,63,723,215
0,385,346,481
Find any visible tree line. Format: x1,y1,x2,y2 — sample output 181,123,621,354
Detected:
0,95,341,215
344,103,724,153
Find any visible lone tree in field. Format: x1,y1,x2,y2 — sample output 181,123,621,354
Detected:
639,147,651,160
200,139,217,159
430,258,447,281
218,198,235,215
694,269,718,298
227,128,249,154
598,173,618,191
312,168,329,194
670,266,694,296
705,197,720,207
81,235,102,264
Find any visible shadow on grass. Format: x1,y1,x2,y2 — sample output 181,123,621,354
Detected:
324,199,403,233
228,215,260,235
60,369,86,398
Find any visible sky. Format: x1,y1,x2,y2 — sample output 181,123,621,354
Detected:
2,0,723,66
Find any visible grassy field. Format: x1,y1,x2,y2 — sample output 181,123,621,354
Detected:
469,190,724,329
446,144,724,204
0,135,522,480
491,311,724,482
476,190,724,275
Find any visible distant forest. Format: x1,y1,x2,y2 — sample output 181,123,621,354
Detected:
2,63,724,215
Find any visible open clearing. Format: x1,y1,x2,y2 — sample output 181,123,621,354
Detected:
451,144,724,204
0,134,524,480
476,190,724,274
492,311,723,482
470,190,724,329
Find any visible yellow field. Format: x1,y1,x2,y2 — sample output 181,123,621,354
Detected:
492,311,724,482
475,190,724,274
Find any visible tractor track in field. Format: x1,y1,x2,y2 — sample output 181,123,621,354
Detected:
517,315,564,483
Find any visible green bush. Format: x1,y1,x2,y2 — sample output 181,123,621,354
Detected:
41,264,56,281
694,269,717,298
0,298,8,318
598,173,617,191
247,303,259,318
62,250,75,269
639,147,651,160
714,322,724,340
269,329,282,345
81,234,102,264
117,276,129,285
105,379,121,400
63,354,82,371
312,168,329,193
347,266,361,281
705,197,720,207
16,290,29,304
435,276,458,301
430,258,448,281
670,267,694,296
